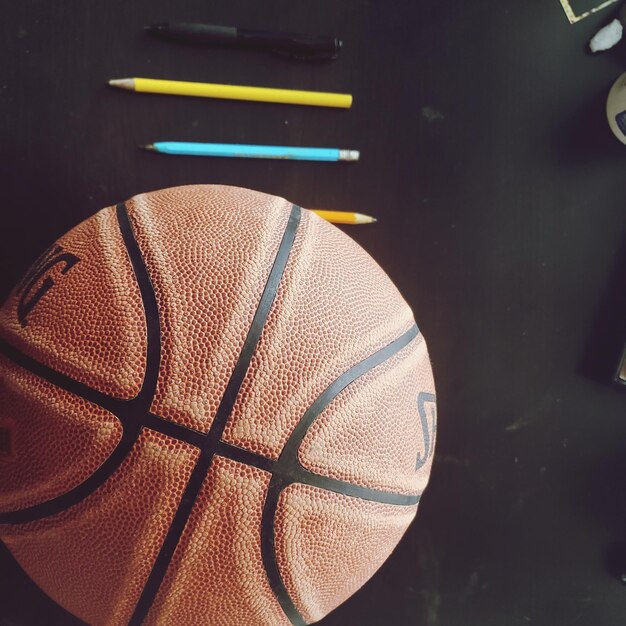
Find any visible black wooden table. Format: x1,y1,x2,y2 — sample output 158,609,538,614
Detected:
1,1,625,625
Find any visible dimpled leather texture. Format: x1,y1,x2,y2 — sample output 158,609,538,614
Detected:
0,184,437,626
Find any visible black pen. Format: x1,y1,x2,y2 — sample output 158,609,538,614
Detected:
145,22,342,61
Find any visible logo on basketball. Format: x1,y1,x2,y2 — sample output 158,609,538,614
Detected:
416,391,436,470
16,244,80,327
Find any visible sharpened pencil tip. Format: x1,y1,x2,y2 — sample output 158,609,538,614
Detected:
354,213,377,224
138,144,155,151
108,78,135,91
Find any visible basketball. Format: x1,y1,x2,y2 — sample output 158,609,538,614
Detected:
0,185,436,625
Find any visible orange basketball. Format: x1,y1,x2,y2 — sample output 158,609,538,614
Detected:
0,185,436,625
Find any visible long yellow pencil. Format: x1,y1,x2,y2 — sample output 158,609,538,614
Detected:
311,210,376,224
109,77,352,109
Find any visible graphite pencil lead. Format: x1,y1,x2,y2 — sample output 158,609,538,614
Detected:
138,144,156,151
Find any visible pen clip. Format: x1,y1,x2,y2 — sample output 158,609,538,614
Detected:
239,31,342,61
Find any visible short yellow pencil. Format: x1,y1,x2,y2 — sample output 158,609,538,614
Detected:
109,77,352,109
311,210,377,225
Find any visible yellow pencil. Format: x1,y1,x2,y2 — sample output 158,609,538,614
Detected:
108,77,352,109
311,210,377,224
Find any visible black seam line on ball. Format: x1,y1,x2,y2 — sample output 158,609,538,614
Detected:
215,440,277,472
0,419,141,525
260,324,420,626
291,468,420,506
115,203,162,405
0,203,163,525
0,338,125,415
128,204,301,626
143,412,207,448
215,440,421,506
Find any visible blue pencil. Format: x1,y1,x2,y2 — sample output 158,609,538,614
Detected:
140,141,359,162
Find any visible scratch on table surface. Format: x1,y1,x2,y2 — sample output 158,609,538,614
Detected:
505,414,535,432
559,0,618,24
459,570,480,601
420,589,441,625
505,394,559,432
422,106,445,122
416,528,441,625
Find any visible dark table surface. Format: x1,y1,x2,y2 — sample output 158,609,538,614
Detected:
1,1,625,625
